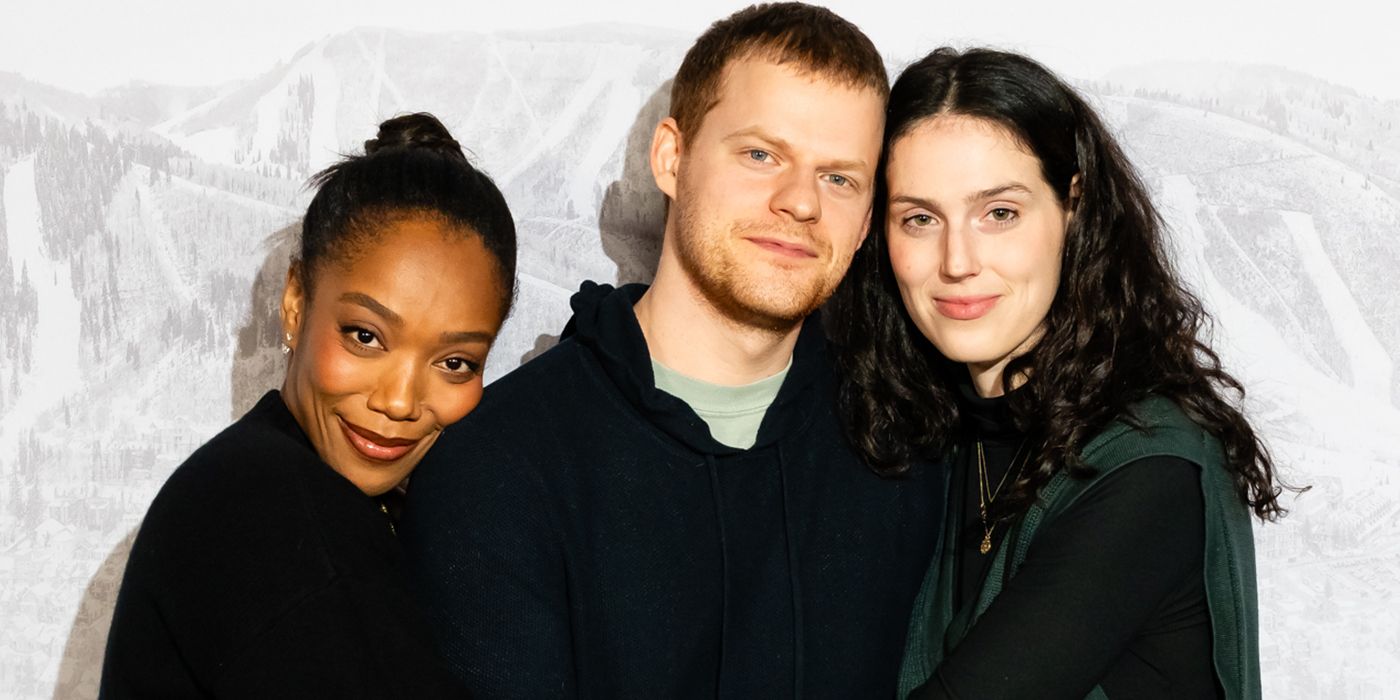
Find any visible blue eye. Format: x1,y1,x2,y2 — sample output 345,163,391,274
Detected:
827,173,849,187
748,149,771,162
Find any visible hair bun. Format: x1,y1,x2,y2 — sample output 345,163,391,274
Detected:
364,112,465,159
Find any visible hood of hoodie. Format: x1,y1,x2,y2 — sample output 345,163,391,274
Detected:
559,281,827,457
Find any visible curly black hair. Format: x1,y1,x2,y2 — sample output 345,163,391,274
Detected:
826,48,1289,520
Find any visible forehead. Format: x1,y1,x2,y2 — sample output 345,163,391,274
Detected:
316,217,504,328
697,57,884,162
888,116,1049,194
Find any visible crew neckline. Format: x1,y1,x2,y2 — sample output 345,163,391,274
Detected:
651,357,793,416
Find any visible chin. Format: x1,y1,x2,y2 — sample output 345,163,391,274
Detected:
936,348,995,365
326,450,416,496
349,469,412,497
744,275,831,317
924,332,1005,366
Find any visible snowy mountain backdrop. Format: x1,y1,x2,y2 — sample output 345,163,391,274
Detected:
1,27,1397,699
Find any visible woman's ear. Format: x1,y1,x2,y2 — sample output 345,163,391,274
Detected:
280,262,306,352
1067,173,1082,216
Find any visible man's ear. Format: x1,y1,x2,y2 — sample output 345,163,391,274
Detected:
280,262,306,352
650,117,683,200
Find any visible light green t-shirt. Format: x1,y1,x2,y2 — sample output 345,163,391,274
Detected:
651,357,792,449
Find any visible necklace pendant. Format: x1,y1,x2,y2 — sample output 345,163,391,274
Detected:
980,532,992,554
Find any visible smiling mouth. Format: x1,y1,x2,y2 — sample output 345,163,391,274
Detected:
934,295,1000,321
746,236,818,259
338,417,421,462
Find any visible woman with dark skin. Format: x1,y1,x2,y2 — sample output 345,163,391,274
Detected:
100,113,515,698
828,49,1290,699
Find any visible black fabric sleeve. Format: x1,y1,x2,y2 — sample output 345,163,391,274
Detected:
915,456,1205,700
398,434,575,699
213,576,468,699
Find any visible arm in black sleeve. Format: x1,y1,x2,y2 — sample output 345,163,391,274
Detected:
398,431,575,698
917,456,1205,700
214,577,469,699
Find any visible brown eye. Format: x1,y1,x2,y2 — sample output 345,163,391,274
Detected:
341,326,383,349
439,356,481,377
989,208,1017,222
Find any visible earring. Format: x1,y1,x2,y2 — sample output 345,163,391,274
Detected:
281,332,292,355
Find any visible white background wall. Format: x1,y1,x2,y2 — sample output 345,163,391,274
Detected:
1,1,1397,697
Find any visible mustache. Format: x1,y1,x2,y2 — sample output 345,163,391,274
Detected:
731,221,829,255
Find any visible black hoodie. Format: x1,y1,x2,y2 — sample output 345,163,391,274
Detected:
401,282,945,698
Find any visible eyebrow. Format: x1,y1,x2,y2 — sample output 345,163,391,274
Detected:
440,330,496,345
340,292,495,345
966,183,1033,203
888,194,940,211
724,127,870,173
888,183,1034,212
340,292,402,326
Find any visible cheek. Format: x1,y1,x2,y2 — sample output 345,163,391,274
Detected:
998,226,1065,317
304,332,366,399
1026,226,1067,302
428,381,485,427
688,156,741,199
302,330,352,392
886,235,933,294
831,202,874,254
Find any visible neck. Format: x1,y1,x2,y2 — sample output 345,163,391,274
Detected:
635,250,802,386
969,328,1045,397
967,357,1023,398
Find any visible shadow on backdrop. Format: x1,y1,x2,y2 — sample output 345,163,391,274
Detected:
52,527,137,700
231,223,300,419
520,332,563,366
51,222,300,699
598,79,670,288
516,80,671,368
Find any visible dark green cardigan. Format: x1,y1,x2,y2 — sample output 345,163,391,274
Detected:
897,396,1261,699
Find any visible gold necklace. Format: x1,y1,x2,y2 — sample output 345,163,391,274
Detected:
380,501,397,536
975,439,1028,554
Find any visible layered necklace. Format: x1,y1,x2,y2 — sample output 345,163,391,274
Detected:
975,439,1030,555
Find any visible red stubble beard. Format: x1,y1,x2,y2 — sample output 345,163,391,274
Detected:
672,200,846,333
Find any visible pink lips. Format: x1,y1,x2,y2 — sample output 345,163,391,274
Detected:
934,295,1000,320
747,237,817,259
338,418,420,462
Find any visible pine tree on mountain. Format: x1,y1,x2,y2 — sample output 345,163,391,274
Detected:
18,262,33,319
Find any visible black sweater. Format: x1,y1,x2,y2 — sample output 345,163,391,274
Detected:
399,282,945,698
920,388,1218,699
100,391,465,699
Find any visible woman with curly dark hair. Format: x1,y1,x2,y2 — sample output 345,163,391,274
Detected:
827,48,1289,699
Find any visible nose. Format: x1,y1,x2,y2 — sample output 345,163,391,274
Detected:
366,357,423,422
940,221,980,281
771,168,821,224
